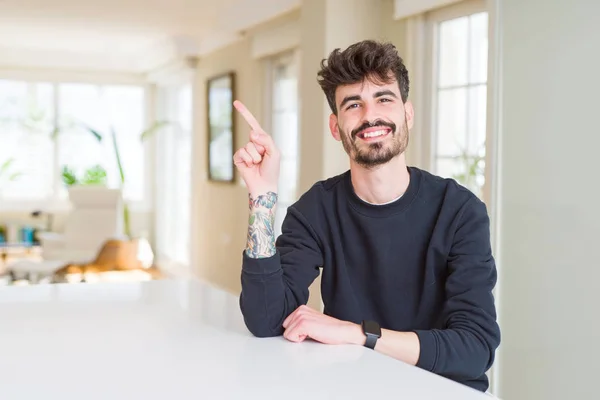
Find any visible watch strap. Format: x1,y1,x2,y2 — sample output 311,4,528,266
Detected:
364,333,378,349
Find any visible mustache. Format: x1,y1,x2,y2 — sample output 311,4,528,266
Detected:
351,119,396,139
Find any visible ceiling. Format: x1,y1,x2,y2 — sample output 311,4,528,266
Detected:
0,0,300,73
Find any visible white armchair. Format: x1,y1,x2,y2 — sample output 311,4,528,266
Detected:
9,186,124,280
39,186,124,264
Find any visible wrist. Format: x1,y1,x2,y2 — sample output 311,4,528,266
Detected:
344,322,366,346
249,187,278,199
248,190,278,211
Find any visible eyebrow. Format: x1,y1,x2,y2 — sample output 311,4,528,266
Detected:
374,90,399,99
339,90,399,109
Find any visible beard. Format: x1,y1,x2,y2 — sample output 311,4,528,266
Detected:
339,116,409,168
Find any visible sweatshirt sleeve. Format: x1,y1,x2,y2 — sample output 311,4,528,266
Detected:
413,197,501,382
239,206,323,337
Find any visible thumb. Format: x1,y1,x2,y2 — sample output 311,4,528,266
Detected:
249,135,266,155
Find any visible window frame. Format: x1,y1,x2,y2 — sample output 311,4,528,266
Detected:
153,82,193,269
423,0,490,201
262,49,301,238
0,72,151,213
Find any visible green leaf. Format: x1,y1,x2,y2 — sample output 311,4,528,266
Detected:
249,215,256,225
110,126,125,184
123,203,131,239
0,158,15,175
80,123,103,142
61,165,79,186
81,164,107,185
140,120,170,142
50,126,61,140
8,172,22,181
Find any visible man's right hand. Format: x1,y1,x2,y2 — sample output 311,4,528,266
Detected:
233,100,280,197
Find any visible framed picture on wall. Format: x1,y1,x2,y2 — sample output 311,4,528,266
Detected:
206,71,235,183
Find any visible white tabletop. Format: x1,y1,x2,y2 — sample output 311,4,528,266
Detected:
0,279,492,399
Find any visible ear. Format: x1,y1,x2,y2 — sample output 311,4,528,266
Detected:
404,100,415,130
329,113,341,141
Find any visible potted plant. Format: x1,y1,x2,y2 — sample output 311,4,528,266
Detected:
61,164,108,187
450,143,486,198
81,121,169,238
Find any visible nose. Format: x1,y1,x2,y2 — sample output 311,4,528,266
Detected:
361,102,380,124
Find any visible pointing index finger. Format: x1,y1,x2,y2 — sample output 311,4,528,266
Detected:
233,100,262,132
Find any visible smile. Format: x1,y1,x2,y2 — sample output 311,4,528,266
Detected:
356,127,392,140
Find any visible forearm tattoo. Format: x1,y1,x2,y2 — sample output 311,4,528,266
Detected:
245,191,278,258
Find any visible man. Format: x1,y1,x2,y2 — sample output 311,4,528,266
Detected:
232,40,500,392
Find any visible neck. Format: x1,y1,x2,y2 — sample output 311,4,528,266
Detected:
350,153,410,205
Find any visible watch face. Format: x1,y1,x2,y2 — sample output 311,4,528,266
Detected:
362,320,381,337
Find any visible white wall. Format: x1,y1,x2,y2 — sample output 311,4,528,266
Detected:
498,0,600,398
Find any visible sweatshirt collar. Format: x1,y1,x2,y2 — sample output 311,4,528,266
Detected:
344,166,421,217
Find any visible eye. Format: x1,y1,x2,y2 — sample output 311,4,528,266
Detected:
346,103,359,110
379,98,392,103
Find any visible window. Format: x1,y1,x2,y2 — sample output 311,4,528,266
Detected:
264,51,300,237
58,84,146,202
426,1,489,199
155,84,192,265
0,79,147,207
0,81,55,200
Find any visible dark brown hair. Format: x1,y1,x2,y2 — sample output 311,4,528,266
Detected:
317,40,410,115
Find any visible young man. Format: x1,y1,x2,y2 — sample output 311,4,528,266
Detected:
232,40,500,392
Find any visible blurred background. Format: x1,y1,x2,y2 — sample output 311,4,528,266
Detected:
0,0,598,398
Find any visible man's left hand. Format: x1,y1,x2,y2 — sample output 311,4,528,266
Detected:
282,305,365,345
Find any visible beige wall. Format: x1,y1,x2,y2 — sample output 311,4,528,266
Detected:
190,0,408,302
191,37,263,294
497,0,600,398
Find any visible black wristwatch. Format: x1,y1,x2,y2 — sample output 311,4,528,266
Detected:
361,320,381,349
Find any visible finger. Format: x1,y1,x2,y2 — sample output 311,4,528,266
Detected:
250,130,276,156
283,305,315,328
234,100,262,132
284,316,312,343
283,305,308,329
252,140,266,155
284,314,316,342
233,149,254,168
245,142,262,163
283,308,300,329
284,329,307,343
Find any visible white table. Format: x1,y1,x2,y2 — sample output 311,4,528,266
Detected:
0,279,493,399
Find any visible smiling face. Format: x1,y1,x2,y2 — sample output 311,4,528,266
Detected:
329,75,414,168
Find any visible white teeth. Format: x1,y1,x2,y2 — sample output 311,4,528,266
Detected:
363,130,388,138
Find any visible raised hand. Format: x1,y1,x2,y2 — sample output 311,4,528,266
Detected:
233,100,280,197
234,100,281,259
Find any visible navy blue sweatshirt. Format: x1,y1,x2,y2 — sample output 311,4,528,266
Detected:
240,167,501,392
